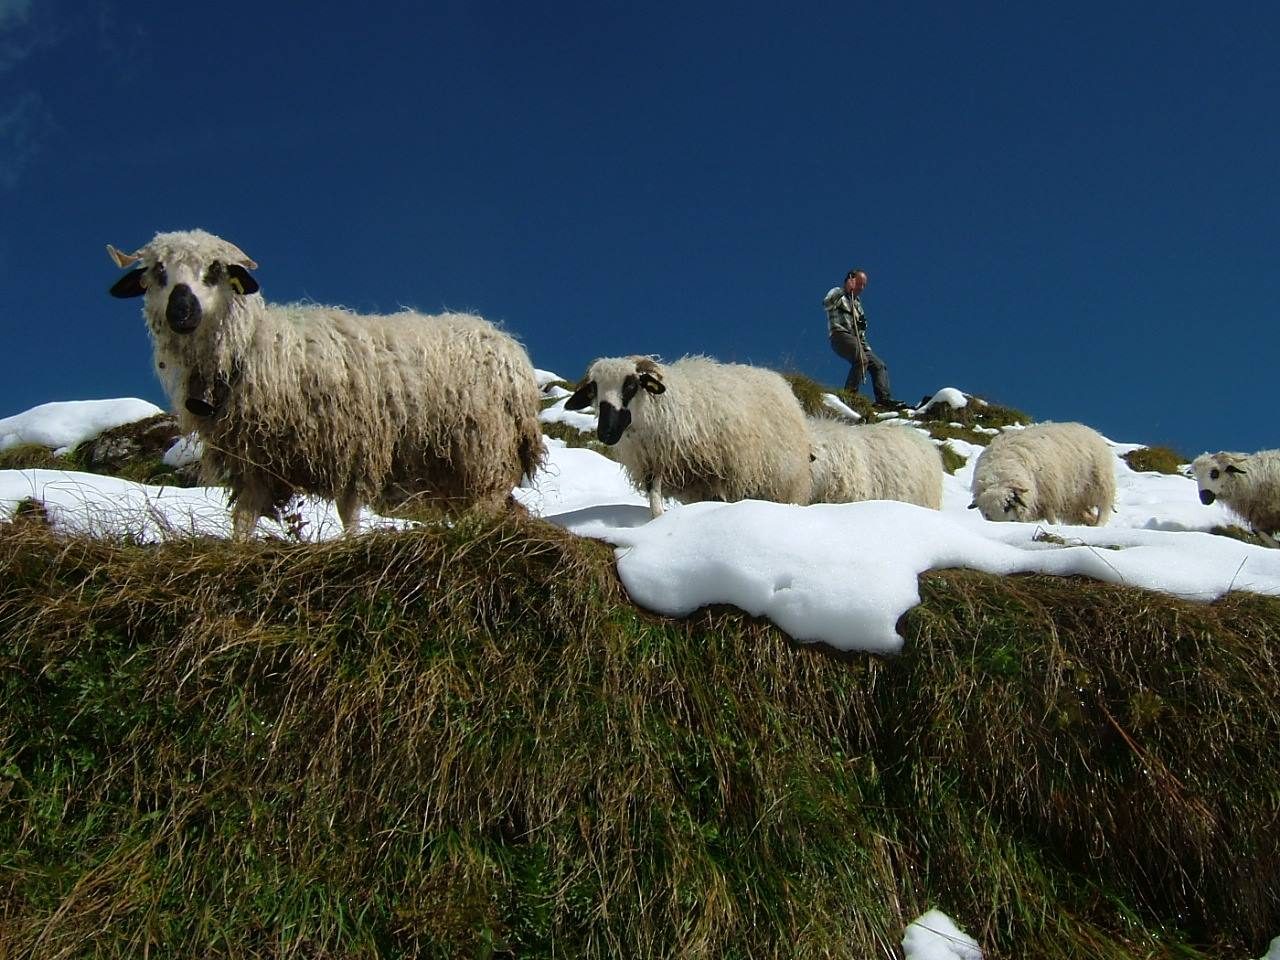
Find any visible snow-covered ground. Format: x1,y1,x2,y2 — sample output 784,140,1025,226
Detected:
1,384,1272,656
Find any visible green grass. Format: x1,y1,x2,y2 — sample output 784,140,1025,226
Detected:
938,442,968,474
0,443,75,471
1,516,1277,958
539,418,617,459
781,371,836,416
1123,446,1190,476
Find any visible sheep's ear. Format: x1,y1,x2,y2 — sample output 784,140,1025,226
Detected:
227,264,259,295
1226,464,1246,475
109,268,148,298
967,502,978,510
638,372,665,395
564,381,597,411
106,244,142,269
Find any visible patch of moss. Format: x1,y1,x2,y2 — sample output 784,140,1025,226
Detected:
1123,446,1189,476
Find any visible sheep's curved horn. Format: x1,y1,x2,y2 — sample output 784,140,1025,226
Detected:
107,244,142,269
634,357,663,380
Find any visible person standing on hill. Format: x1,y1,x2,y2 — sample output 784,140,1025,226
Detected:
824,268,899,407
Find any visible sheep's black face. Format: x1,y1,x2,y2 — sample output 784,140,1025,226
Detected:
166,283,202,334
596,402,632,445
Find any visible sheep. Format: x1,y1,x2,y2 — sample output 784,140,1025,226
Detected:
563,355,811,517
107,229,543,538
969,421,1115,525
1192,450,1280,542
806,417,943,509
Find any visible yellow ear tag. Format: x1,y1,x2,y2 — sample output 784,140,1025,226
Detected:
229,276,244,294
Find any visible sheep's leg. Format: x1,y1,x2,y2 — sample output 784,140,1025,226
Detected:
647,476,665,518
229,483,273,541
231,505,260,541
336,490,362,535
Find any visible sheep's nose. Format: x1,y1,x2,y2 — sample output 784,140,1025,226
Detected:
1199,489,1216,505
166,284,202,333
596,402,632,445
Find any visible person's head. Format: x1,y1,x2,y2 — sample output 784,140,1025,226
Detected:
844,269,868,296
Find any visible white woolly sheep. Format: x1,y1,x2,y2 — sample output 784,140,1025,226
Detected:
807,417,943,509
563,355,811,517
108,229,543,538
970,421,1115,525
1192,450,1280,541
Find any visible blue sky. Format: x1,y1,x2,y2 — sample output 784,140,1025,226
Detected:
2,1,1276,457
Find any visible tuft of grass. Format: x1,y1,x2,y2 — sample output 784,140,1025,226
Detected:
938,442,968,474
1123,446,1189,476
781,371,834,416
833,388,876,420
8,496,51,527
0,520,1276,958
916,394,1030,430
0,443,74,471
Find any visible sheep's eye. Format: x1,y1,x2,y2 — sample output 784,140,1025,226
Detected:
621,375,640,406
152,264,167,287
203,261,225,285
1209,468,1220,480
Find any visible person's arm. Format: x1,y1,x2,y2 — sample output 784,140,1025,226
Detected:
824,288,849,333
852,299,868,334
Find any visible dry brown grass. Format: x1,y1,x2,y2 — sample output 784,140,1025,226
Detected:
1,517,1276,958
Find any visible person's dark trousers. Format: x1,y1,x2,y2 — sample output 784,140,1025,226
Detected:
829,330,893,403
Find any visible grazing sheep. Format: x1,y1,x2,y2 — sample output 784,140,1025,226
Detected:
1192,450,1280,541
563,355,811,517
108,229,543,537
970,421,1115,525
807,417,943,509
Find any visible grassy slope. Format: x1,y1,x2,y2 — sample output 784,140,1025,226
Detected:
2,513,1278,959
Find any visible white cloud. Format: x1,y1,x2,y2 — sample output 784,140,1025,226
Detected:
0,91,54,188
0,0,33,31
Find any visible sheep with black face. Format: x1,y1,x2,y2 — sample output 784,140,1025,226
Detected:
564,355,812,518
1192,450,1280,543
109,229,544,537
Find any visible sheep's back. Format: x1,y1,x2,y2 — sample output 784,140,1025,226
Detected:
205,305,541,506
809,419,942,508
976,422,1114,519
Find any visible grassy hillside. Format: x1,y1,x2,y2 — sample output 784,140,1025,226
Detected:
1,511,1277,959
1,378,1271,958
